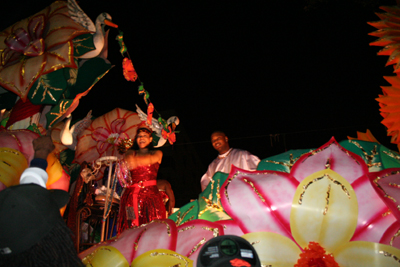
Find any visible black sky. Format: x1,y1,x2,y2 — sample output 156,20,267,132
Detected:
2,0,399,204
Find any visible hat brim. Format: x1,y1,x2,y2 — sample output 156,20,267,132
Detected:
48,189,70,209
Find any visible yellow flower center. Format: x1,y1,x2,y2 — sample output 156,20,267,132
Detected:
107,133,120,144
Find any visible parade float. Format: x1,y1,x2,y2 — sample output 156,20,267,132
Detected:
1,0,400,267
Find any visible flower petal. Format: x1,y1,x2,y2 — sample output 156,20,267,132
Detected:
291,169,358,252
369,168,400,222
131,249,193,267
110,118,126,134
351,175,398,243
97,141,111,155
291,137,369,184
44,4,90,50
0,54,45,101
82,246,129,267
109,219,177,263
92,127,110,141
0,1,88,100
42,41,76,74
214,220,245,236
221,166,298,239
380,221,400,249
242,232,301,267
176,219,224,262
334,241,400,267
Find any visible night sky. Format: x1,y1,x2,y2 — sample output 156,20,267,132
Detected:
2,0,399,205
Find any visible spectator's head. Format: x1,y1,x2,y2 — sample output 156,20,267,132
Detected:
211,131,230,154
197,235,261,267
0,184,83,266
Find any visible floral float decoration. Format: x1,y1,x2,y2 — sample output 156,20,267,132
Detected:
79,137,400,266
0,1,89,101
369,3,400,151
0,0,118,131
122,57,138,82
74,108,142,178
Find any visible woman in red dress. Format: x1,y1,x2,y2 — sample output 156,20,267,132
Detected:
117,124,166,234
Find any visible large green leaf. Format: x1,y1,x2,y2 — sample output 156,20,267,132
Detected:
73,33,96,57
28,69,69,105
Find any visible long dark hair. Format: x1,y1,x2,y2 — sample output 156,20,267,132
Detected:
0,220,84,267
131,128,155,150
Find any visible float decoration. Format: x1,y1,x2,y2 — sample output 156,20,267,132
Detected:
131,249,193,267
369,4,400,151
79,138,400,266
115,29,179,146
339,139,400,172
369,168,400,222
75,108,142,178
135,104,180,148
347,129,380,144
0,1,90,102
168,172,230,226
122,57,137,82
0,148,28,189
116,30,128,56
43,45,113,129
5,98,42,129
257,149,313,172
67,0,118,59
0,0,117,131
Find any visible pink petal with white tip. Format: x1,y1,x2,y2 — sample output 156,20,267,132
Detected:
351,175,397,243
369,168,400,222
176,219,224,262
220,166,298,239
291,137,369,184
127,219,177,263
380,220,400,250
214,220,244,236
80,219,178,263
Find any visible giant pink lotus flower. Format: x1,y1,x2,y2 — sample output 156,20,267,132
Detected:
220,138,400,266
78,138,400,266
0,2,90,101
220,138,398,244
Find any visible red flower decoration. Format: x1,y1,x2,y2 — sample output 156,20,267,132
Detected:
147,103,154,126
161,126,176,145
295,242,339,267
122,57,138,81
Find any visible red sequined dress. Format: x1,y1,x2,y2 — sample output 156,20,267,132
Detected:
117,162,166,234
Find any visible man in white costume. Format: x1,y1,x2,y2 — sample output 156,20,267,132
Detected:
200,131,260,191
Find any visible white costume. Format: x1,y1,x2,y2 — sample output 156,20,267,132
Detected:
200,148,260,191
